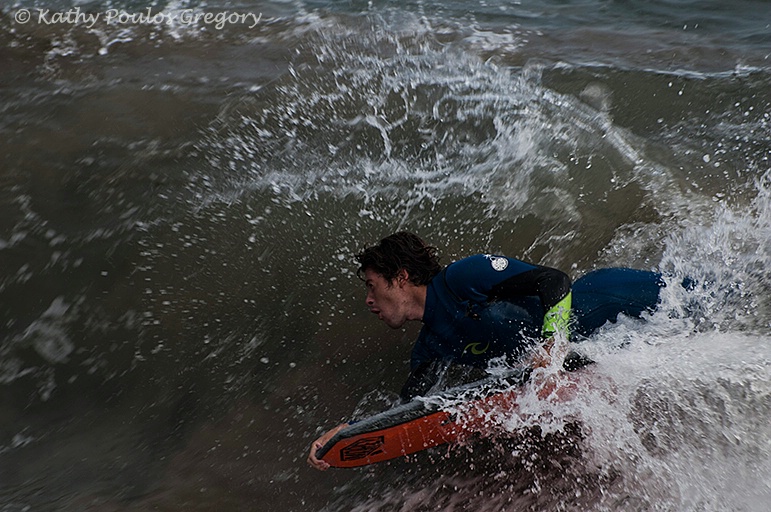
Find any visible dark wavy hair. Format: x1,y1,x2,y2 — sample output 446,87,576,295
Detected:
356,232,442,286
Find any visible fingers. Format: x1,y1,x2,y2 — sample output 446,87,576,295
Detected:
306,423,348,471
307,441,330,471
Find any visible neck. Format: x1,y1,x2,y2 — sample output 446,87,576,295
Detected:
404,284,428,322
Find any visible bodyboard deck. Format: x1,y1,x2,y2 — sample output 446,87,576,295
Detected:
316,368,531,468
316,351,594,468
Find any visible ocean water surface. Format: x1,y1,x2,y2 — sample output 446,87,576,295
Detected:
1,0,770,510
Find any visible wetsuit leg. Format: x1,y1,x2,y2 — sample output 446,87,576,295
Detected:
571,268,665,338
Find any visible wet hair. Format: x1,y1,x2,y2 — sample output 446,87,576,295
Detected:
356,232,442,286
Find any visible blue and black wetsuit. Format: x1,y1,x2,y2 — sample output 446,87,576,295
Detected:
401,254,664,400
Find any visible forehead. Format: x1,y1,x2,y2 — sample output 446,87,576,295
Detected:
363,268,387,283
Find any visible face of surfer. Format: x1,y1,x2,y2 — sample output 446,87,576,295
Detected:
363,268,413,329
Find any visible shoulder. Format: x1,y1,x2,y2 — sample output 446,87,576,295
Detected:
442,254,538,299
446,254,536,277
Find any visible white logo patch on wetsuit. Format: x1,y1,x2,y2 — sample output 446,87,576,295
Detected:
488,255,508,271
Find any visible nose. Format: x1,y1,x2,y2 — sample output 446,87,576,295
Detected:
365,290,374,307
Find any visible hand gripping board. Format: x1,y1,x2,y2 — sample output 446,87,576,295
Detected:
315,368,531,468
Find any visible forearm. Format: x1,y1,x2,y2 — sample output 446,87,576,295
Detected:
400,359,443,402
489,265,571,310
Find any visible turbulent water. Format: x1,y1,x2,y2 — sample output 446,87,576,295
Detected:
1,0,770,510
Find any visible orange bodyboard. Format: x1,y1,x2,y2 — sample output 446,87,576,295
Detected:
316,370,528,468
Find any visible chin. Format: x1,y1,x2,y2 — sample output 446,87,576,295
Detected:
384,319,405,329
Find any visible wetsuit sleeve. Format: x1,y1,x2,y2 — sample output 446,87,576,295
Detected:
401,327,443,401
400,360,443,402
446,255,572,339
488,266,570,308
489,266,572,337
542,291,572,338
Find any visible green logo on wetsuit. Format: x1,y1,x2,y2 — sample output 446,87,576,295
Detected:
463,341,490,355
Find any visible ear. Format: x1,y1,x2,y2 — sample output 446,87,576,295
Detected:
396,268,410,286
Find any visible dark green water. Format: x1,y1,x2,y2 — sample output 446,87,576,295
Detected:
1,1,770,510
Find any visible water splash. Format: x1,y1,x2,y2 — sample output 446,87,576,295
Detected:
659,169,771,333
